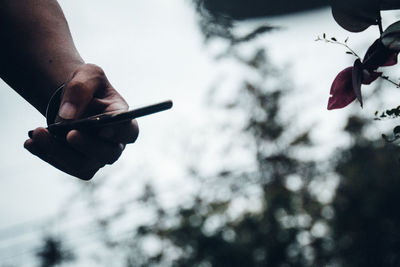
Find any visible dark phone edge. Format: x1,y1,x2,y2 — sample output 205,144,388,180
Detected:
47,100,173,134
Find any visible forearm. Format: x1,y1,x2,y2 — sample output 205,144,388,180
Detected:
0,0,84,115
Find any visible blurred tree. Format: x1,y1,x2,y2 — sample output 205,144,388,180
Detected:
35,236,74,267
119,53,400,267
327,116,400,267
122,40,330,267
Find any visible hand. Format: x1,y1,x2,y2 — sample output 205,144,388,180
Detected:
24,64,139,180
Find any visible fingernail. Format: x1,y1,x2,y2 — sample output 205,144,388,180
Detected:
59,102,77,119
28,130,33,138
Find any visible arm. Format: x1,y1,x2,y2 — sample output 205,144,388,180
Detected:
0,0,83,114
0,0,139,180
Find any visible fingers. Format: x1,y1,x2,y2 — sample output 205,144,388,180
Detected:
97,120,139,144
24,128,106,180
58,64,108,120
67,130,125,165
27,64,138,180
24,125,136,180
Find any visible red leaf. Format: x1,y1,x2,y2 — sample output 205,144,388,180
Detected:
328,67,357,110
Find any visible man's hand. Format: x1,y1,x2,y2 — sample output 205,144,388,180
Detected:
24,64,139,180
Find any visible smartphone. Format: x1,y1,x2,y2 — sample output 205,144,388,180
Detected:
46,100,173,136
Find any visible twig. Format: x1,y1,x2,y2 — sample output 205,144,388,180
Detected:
377,12,384,36
380,75,400,87
315,35,360,59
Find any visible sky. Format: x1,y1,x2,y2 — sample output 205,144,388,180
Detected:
0,1,217,265
1,1,399,266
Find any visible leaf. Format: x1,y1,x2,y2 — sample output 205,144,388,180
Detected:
382,36,400,52
352,59,363,107
394,125,400,135
328,67,357,110
323,33,326,39
363,38,394,70
363,39,382,63
381,21,400,51
382,21,400,38
331,3,378,33
331,37,337,41
382,51,399,66
362,70,381,85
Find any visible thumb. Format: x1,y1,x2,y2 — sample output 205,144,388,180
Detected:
58,68,103,120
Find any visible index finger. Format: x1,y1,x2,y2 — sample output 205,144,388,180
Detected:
58,65,106,120
96,119,139,144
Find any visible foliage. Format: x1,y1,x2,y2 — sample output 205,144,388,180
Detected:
35,236,74,267
120,37,400,267
318,29,399,110
319,3,400,143
121,45,326,267
329,117,400,267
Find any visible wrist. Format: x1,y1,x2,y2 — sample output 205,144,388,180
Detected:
39,59,85,116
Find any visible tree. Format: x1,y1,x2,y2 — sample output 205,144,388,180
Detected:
35,236,74,267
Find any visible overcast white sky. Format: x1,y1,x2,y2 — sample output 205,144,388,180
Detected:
1,1,399,266
0,1,218,265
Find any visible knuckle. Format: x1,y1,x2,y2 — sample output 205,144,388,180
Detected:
85,64,106,81
86,63,105,75
68,80,89,93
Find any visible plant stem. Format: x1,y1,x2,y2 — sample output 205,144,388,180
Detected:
324,39,360,59
380,76,399,87
377,12,383,35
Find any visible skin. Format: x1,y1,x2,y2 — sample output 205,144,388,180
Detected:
0,0,139,180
